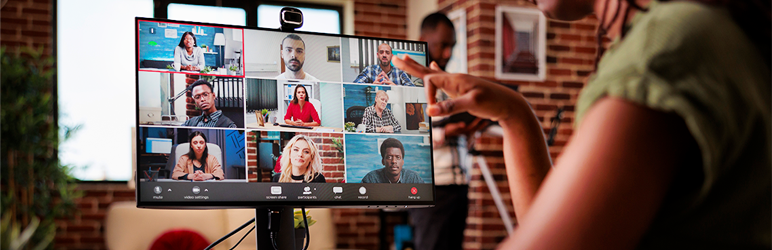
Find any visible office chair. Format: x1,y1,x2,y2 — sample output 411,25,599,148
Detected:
165,143,224,178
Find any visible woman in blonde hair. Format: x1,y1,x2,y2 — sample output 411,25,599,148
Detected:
272,134,326,183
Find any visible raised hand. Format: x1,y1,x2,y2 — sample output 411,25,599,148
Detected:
392,55,529,123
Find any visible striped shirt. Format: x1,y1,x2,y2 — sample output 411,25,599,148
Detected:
182,110,237,128
361,106,401,133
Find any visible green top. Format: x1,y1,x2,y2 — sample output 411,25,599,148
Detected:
575,1,770,248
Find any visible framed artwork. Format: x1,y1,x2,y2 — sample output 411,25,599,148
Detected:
495,6,547,81
327,45,341,62
446,9,467,74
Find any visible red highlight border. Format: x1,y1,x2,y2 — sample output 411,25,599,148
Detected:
136,19,246,78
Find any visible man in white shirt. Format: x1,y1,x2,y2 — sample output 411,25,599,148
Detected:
276,34,319,81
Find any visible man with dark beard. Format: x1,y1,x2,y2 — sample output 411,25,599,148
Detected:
353,43,414,86
276,34,319,81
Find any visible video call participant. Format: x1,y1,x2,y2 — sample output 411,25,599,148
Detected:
353,43,415,86
276,34,319,81
173,31,206,71
361,90,402,133
273,134,326,183
171,131,224,181
182,80,237,128
284,85,320,127
361,138,423,183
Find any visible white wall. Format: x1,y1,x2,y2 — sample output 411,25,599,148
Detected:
386,86,427,133
407,0,439,40
320,82,344,128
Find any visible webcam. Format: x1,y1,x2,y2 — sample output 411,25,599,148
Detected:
280,7,303,31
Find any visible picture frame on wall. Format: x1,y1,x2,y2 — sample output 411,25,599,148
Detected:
446,9,467,74
327,45,341,62
495,6,547,81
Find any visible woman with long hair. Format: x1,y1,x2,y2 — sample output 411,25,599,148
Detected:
273,134,326,183
173,31,206,71
394,0,770,248
284,85,321,127
171,131,224,181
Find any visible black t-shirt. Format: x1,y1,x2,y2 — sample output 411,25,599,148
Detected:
272,172,326,183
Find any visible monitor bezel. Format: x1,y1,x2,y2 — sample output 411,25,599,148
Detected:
135,17,436,208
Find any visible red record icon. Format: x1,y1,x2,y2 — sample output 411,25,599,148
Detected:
410,187,418,195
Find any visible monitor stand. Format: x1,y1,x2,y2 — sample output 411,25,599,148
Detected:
255,207,301,250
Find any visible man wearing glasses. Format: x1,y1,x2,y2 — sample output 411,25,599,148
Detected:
182,80,237,128
361,138,424,183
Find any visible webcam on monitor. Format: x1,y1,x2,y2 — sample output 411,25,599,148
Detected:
280,7,303,31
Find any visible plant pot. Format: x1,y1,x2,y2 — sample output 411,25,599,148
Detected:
294,228,306,250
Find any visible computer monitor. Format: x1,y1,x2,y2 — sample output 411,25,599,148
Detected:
135,17,434,208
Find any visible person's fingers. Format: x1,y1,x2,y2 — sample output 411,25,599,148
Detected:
392,55,436,78
427,89,480,117
429,61,442,71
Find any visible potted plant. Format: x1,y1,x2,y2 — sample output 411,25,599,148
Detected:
293,210,316,250
344,122,356,132
1,47,82,250
228,65,239,75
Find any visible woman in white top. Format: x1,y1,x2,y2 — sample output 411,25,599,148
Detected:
173,31,205,71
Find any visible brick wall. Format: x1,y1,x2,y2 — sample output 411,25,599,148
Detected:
354,0,408,39
54,183,136,250
435,0,599,249
0,0,54,56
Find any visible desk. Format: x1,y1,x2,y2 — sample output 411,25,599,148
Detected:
246,123,343,132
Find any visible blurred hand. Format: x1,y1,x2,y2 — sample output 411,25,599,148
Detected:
444,118,489,138
392,55,526,122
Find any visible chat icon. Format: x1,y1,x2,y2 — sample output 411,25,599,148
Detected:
333,187,343,194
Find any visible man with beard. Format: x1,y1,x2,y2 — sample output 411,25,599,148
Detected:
353,43,414,86
182,80,237,128
361,138,423,183
277,34,319,81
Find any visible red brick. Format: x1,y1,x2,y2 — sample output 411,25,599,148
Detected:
559,34,582,41
559,57,584,65
574,46,597,54
548,69,572,76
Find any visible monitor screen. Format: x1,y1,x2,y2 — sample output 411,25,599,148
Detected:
135,18,434,208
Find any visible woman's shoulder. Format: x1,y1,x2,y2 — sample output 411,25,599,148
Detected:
206,154,220,163
178,154,190,161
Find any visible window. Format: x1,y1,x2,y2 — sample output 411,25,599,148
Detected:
57,0,154,181
168,4,247,26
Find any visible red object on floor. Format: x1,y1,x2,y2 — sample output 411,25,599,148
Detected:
149,229,210,250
